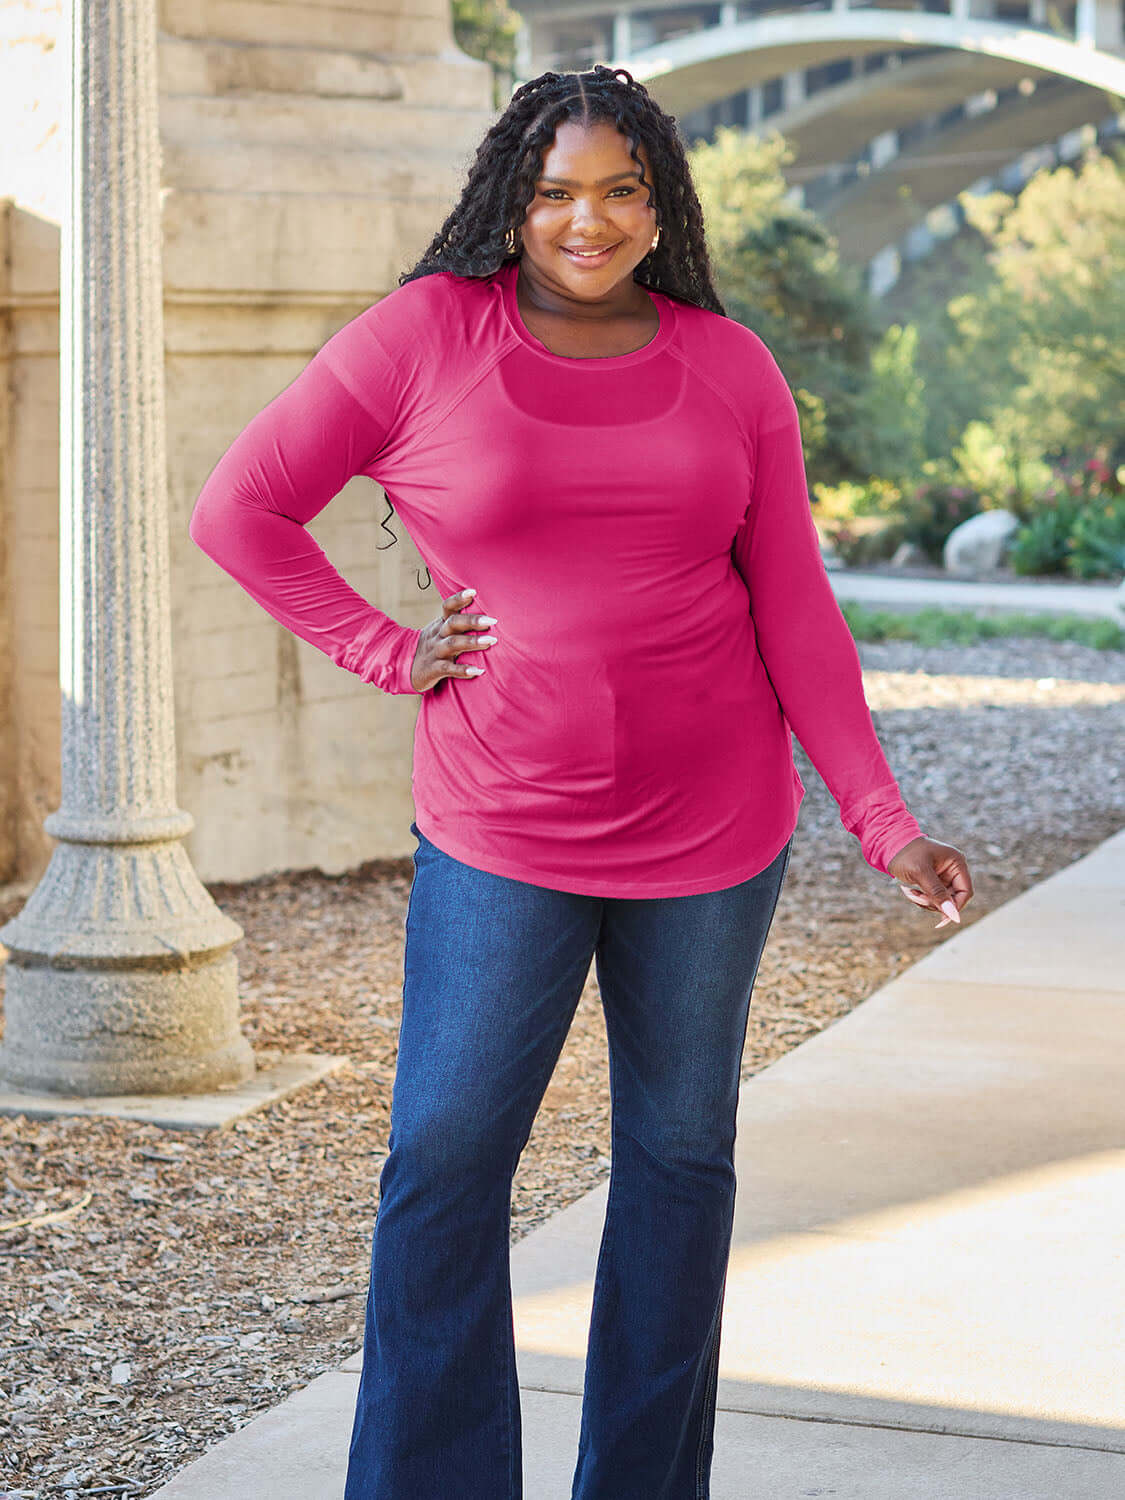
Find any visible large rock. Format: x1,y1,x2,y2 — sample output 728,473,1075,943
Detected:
942,509,1021,572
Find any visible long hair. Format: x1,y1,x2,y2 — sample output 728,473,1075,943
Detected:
398,65,725,316
380,65,725,586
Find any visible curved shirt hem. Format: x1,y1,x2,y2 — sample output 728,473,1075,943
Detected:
411,810,800,899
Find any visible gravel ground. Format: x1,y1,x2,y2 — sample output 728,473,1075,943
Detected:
1,634,1123,1499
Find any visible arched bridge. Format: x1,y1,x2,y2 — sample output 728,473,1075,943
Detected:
515,2,1125,290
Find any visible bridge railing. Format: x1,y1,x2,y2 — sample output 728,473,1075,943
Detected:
524,0,1083,81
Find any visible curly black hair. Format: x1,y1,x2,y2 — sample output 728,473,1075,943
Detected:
379,65,725,586
400,64,724,314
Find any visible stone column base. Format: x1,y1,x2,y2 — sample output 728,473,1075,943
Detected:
0,1048,349,1131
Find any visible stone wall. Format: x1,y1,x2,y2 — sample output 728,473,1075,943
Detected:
0,201,62,892
0,0,495,886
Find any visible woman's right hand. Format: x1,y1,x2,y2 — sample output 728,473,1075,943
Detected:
409,587,498,694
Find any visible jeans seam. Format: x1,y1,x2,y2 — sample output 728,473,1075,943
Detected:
503,1182,518,1500
694,1285,724,1499
572,1097,623,1496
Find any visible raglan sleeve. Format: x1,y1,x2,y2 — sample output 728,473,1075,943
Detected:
187,310,423,696
730,339,923,875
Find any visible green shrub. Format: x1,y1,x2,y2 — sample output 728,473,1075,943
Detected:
950,420,1052,520
812,477,903,521
839,601,1125,651
1066,495,1125,580
818,515,908,567
900,480,984,562
811,478,907,566
1009,495,1085,576
1010,451,1125,578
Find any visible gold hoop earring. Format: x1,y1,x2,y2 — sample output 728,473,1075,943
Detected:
649,225,661,253
505,226,519,255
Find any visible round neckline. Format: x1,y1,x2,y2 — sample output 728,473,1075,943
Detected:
499,258,675,368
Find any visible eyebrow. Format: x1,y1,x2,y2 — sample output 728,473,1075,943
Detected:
537,171,641,187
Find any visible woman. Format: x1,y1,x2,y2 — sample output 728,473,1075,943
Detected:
189,65,972,1500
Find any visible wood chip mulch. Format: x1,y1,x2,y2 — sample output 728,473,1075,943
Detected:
1,634,1122,1498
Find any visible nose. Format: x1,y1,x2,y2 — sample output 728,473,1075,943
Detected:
568,198,610,235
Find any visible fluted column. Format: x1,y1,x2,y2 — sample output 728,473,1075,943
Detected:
0,0,254,1095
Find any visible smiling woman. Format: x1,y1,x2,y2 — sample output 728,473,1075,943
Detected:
512,120,667,356
187,60,973,1500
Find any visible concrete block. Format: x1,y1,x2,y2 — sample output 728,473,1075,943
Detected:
179,622,276,681
7,204,61,297
0,1050,350,1131
9,434,61,491
146,1362,1125,1499
164,302,380,358
902,881,1125,992
7,304,61,358
161,137,464,200
161,188,462,295
187,668,279,722
161,93,488,157
161,0,452,55
159,36,405,101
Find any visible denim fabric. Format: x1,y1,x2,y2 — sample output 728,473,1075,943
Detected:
343,821,793,1500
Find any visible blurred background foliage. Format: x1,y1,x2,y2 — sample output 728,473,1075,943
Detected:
691,128,1125,580
451,15,1124,580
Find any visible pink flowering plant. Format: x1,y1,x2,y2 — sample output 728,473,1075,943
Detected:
1010,446,1125,579
899,477,983,563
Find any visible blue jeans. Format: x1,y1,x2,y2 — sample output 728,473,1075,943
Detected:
343,822,793,1500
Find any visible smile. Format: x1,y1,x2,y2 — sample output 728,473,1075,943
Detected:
559,243,621,266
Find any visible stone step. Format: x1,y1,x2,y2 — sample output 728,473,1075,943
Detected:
162,0,452,56
158,35,490,113
162,137,465,199
160,187,457,294
161,92,491,157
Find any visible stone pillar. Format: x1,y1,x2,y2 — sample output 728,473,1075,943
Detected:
1077,0,1122,47
870,129,900,170
782,68,806,111
0,0,253,1096
612,9,633,59
515,17,534,82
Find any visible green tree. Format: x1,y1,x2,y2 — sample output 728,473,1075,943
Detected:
955,146,1125,466
452,0,522,109
892,147,1125,481
883,217,1023,464
689,127,886,487
853,320,928,487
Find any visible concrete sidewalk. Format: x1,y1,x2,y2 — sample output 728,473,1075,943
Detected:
827,567,1124,621
153,828,1125,1499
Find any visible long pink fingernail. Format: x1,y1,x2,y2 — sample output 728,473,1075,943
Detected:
940,899,960,923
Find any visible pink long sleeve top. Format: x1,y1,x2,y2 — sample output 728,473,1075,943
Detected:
188,258,923,897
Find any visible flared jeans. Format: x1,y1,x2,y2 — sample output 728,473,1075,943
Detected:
342,821,793,1500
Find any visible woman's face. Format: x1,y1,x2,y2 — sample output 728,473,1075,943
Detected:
518,119,659,297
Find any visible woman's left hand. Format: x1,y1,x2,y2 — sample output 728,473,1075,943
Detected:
886,836,974,929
